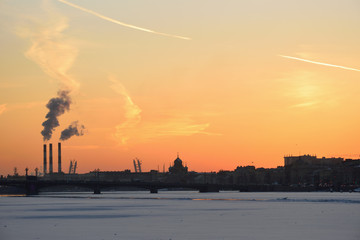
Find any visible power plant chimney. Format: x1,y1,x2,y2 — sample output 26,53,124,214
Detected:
58,142,62,173
49,143,53,174
43,144,47,174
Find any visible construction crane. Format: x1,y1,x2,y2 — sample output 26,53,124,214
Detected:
133,158,142,173
68,160,77,174
69,161,73,174
73,161,77,174
133,159,137,173
137,158,142,172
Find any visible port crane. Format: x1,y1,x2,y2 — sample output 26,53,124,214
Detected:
133,158,142,173
68,160,77,174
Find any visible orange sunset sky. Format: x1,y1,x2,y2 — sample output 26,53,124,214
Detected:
0,0,359,176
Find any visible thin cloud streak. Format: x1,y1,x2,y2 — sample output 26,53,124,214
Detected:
109,76,142,145
138,119,219,139
109,76,217,145
0,101,47,115
114,117,216,144
280,55,360,72
0,83,27,89
290,101,318,109
63,145,100,150
0,104,7,115
58,0,191,40
8,101,47,111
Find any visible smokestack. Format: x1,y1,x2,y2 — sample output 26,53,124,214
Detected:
58,142,62,173
49,143,53,174
43,144,47,174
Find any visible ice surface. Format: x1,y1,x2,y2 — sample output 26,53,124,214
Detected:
0,191,359,240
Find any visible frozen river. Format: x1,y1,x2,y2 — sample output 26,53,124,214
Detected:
1,191,359,240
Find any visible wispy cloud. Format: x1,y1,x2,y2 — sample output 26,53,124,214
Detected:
280,55,360,72
0,83,27,89
109,76,217,145
58,0,191,40
10,101,47,110
279,71,332,109
17,0,83,141
0,101,46,114
290,101,319,109
17,1,79,91
109,76,142,145
0,104,7,115
63,145,100,150
115,116,217,144
136,118,219,139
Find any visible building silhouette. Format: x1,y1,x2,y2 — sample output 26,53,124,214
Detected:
169,154,188,174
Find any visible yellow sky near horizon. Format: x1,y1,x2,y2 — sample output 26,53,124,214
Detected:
0,0,359,176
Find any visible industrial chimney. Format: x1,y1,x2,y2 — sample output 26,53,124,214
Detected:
58,142,62,173
49,143,53,174
43,144,47,174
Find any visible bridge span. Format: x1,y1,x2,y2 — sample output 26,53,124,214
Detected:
0,176,276,195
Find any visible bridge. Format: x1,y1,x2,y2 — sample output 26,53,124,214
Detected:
0,176,281,195
1,176,345,195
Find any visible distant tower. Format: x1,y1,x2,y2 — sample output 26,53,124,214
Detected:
49,143,53,174
43,144,47,174
58,142,62,173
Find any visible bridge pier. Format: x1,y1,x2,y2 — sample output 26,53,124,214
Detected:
199,185,219,193
239,187,249,192
25,176,39,195
150,188,158,194
93,186,101,194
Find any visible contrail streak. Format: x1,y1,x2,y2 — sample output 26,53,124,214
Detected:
280,55,360,72
58,0,191,40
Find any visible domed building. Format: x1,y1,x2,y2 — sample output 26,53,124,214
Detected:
169,153,188,174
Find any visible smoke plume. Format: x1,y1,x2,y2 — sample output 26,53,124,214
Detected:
17,2,84,141
60,121,86,141
41,90,71,141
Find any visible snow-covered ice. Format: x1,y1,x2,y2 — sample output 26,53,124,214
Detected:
0,191,359,240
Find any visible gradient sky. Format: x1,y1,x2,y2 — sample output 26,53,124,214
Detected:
1,0,360,176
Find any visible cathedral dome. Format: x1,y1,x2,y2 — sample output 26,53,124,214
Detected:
169,153,188,174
